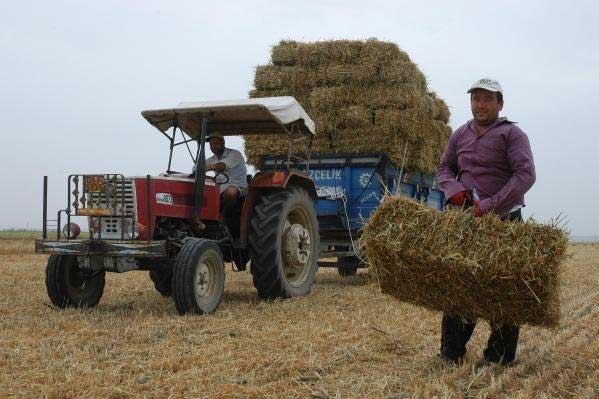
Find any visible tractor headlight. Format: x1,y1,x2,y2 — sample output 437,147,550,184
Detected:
63,222,81,239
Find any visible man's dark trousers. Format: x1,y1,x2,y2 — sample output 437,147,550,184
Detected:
440,209,522,365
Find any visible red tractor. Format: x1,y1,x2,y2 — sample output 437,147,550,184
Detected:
36,97,320,315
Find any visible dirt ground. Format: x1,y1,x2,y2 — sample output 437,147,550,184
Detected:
0,242,597,398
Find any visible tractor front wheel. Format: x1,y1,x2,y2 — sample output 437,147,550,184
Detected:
249,188,320,299
172,238,225,315
45,254,105,308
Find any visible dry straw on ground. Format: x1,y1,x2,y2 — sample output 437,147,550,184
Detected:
1,239,597,397
0,239,33,255
0,231,37,255
245,39,452,174
362,196,569,328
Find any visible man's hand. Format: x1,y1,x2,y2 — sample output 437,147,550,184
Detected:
210,162,226,173
473,201,484,217
448,190,473,207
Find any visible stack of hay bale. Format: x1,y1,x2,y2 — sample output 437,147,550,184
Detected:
362,196,569,328
245,39,452,174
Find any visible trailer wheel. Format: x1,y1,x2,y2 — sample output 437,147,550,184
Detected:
249,188,320,299
45,254,105,308
172,238,224,315
149,260,173,297
337,256,359,277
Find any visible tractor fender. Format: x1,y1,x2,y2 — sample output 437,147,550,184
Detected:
239,171,317,243
247,171,316,198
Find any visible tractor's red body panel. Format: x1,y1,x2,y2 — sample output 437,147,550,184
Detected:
135,177,220,240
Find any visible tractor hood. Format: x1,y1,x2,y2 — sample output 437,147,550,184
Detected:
141,96,315,138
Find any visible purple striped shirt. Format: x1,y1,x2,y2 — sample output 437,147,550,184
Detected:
436,118,536,216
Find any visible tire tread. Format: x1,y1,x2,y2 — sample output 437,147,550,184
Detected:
249,188,319,299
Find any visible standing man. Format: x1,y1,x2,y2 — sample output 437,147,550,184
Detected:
204,132,248,222
436,78,536,367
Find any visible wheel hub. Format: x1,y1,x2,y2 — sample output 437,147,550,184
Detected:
282,223,311,270
195,262,210,297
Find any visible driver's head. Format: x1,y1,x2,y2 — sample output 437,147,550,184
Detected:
208,132,225,156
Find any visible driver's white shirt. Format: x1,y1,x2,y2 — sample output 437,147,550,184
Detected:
206,147,248,195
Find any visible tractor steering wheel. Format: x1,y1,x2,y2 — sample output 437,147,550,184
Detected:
206,171,230,185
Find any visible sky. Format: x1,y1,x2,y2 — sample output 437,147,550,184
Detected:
1,0,598,236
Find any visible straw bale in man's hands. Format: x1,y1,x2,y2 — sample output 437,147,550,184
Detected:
362,196,569,328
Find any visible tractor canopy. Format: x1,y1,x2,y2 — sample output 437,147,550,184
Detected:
141,96,315,138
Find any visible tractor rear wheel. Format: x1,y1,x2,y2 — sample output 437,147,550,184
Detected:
249,188,319,299
172,238,225,315
45,254,105,308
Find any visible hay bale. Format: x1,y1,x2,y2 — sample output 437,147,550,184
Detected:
374,108,426,138
243,106,442,173
271,39,412,67
313,105,372,132
310,84,425,112
243,134,287,166
429,91,450,123
253,65,285,91
254,65,324,91
362,196,569,328
378,61,428,90
401,136,436,173
255,62,427,93
325,63,379,85
247,39,453,174
270,40,299,66
326,61,426,88
242,126,440,172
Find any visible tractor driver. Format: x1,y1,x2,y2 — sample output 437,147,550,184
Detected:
204,132,248,220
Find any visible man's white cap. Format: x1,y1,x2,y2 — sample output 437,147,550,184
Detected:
207,131,224,140
467,78,503,94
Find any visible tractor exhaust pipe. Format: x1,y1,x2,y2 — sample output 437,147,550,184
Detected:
43,176,48,239
193,114,208,225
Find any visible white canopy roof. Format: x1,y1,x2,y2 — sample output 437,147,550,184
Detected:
141,96,315,138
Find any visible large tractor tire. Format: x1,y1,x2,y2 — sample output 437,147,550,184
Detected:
149,260,174,297
249,188,320,299
172,238,225,315
45,254,105,308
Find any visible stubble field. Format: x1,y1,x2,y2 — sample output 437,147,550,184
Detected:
0,235,597,398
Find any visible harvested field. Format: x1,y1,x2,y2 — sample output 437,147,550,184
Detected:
0,231,40,255
0,237,597,398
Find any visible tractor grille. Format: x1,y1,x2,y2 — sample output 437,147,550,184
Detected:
87,178,137,239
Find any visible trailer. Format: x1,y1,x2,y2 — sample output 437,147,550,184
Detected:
260,153,445,276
